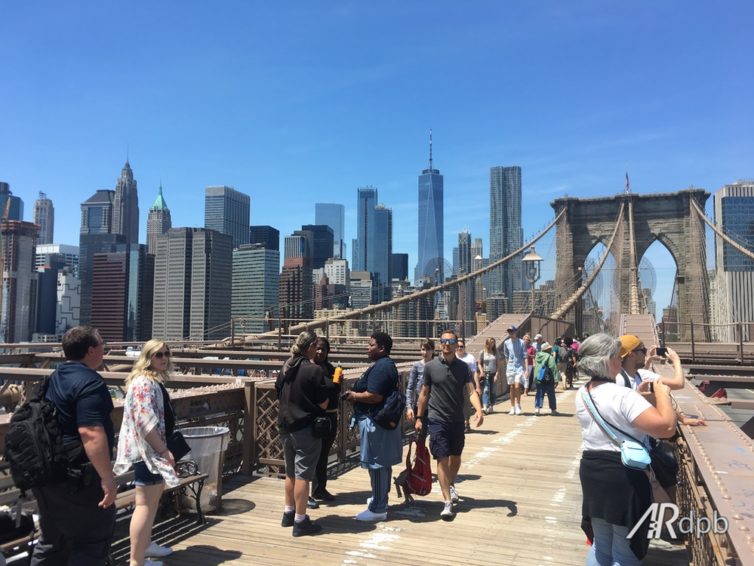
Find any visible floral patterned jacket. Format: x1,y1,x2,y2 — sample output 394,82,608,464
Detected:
114,375,179,487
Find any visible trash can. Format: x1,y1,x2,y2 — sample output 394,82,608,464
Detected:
181,426,230,513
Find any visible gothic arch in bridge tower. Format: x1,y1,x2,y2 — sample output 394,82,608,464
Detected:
551,189,710,340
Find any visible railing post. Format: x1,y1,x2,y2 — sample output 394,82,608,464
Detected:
738,321,744,365
242,381,254,475
230,317,235,347
277,317,282,351
690,320,696,363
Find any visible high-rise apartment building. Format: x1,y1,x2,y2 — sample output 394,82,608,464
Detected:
0,220,38,342
350,271,372,309
152,228,232,340
232,243,280,334
34,192,54,244
112,161,140,245
489,166,524,309
249,225,280,251
0,182,24,221
279,256,313,323
324,258,350,286
315,203,345,259
353,187,377,271
416,132,444,284
713,180,754,340
205,186,250,248
369,205,392,303
147,185,172,254
80,188,118,325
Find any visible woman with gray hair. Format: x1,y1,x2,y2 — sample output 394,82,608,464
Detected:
275,331,331,537
575,333,676,565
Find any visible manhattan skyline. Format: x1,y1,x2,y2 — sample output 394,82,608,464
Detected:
1,1,752,316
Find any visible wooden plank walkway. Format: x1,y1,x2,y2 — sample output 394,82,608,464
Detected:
113,376,688,565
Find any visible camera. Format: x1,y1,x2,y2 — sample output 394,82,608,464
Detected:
656,347,667,357
339,391,351,400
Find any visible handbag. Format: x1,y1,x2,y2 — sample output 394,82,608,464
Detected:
312,416,331,439
581,386,651,470
166,430,192,461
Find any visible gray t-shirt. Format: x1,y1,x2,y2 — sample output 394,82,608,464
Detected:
424,356,472,423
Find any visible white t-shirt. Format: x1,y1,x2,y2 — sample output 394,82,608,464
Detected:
575,382,652,452
458,352,477,374
614,368,660,390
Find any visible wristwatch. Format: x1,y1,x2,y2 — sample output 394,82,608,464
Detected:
415,415,423,420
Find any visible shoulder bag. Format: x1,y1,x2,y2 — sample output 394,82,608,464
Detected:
581,385,651,470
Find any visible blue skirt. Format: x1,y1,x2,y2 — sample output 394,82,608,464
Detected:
357,415,403,469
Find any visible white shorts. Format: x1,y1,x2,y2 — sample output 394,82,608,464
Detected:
507,368,525,386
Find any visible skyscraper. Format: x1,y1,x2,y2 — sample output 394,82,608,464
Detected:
34,192,54,244
0,220,38,342
353,187,377,271
249,225,280,251
0,182,24,221
713,180,754,340
369,204,393,303
489,166,524,309
147,184,172,254
280,233,313,322
457,230,472,275
205,186,251,248
112,161,140,245
391,253,408,281
416,131,444,284
298,225,334,269
232,244,280,334
152,228,233,340
315,203,345,259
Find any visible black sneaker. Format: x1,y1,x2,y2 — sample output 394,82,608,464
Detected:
281,511,295,527
307,496,319,509
313,489,335,501
292,516,322,537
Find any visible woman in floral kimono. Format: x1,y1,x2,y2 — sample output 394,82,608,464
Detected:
115,339,179,566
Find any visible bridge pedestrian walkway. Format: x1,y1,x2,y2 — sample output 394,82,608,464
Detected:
119,376,687,566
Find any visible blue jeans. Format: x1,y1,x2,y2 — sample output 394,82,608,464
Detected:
587,517,641,566
481,372,496,407
368,466,391,514
534,380,556,409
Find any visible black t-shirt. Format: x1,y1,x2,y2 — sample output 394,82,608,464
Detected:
353,356,399,417
46,361,115,462
423,356,472,423
276,356,329,432
159,383,175,437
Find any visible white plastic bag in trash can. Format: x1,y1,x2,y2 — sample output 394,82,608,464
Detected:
181,426,230,513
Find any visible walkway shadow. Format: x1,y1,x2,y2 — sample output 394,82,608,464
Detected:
316,513,380,534
169,545,243,564
212,498,255,515
467,429,497,435
389,496,518,523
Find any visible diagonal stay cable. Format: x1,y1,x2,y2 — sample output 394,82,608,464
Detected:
691,198,754,262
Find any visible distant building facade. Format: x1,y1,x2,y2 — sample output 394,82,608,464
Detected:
232,243,280,334
391,253,408,281
205,186,250,248
457,231,472,275
315,203,345,259
112,161,140,245
0,221,38,342
0,182,23,221
416,133,444,284
249,225,280,251
489,166,524,309
34,192,54,244
352,186,377,272
152,228,232,340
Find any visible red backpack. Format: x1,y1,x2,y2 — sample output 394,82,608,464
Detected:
394,439,433,503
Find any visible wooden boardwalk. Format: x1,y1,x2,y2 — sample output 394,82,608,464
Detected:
112,377,688,565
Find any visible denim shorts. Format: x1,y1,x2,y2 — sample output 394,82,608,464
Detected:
428,419,465,460
133,461,164,486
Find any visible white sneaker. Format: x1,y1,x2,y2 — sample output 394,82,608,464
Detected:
366,496,373,505
535,407,541,415
449,484,459,503
440,501,455,521
515,405,523,415
509,407,516,415
145,541,173,558
355,508,387,522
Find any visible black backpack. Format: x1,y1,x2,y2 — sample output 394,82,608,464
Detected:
373,388,406,430
4,377,71,493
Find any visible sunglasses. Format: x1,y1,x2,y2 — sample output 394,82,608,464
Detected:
440,338,458,345
154,351,171,359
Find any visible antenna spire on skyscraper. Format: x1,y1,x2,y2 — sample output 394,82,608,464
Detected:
429,129,433,171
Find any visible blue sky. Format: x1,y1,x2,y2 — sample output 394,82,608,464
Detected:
1,1,752,318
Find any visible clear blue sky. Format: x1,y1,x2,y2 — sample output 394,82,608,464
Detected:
2,1,752,318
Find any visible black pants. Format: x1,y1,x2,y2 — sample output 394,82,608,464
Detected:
311,412,338,495
31,476,116,566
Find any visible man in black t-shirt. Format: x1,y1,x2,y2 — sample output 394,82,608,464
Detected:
416,330,484,521
32,326,116,566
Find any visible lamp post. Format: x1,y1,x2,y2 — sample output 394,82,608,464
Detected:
522,246,543,313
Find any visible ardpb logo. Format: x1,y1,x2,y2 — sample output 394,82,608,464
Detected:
627,503,729,539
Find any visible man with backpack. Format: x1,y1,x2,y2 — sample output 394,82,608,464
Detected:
32,326,116,565
533,342,560,415
415,330,484,521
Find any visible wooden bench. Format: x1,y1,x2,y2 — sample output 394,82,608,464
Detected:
0,461,207,562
